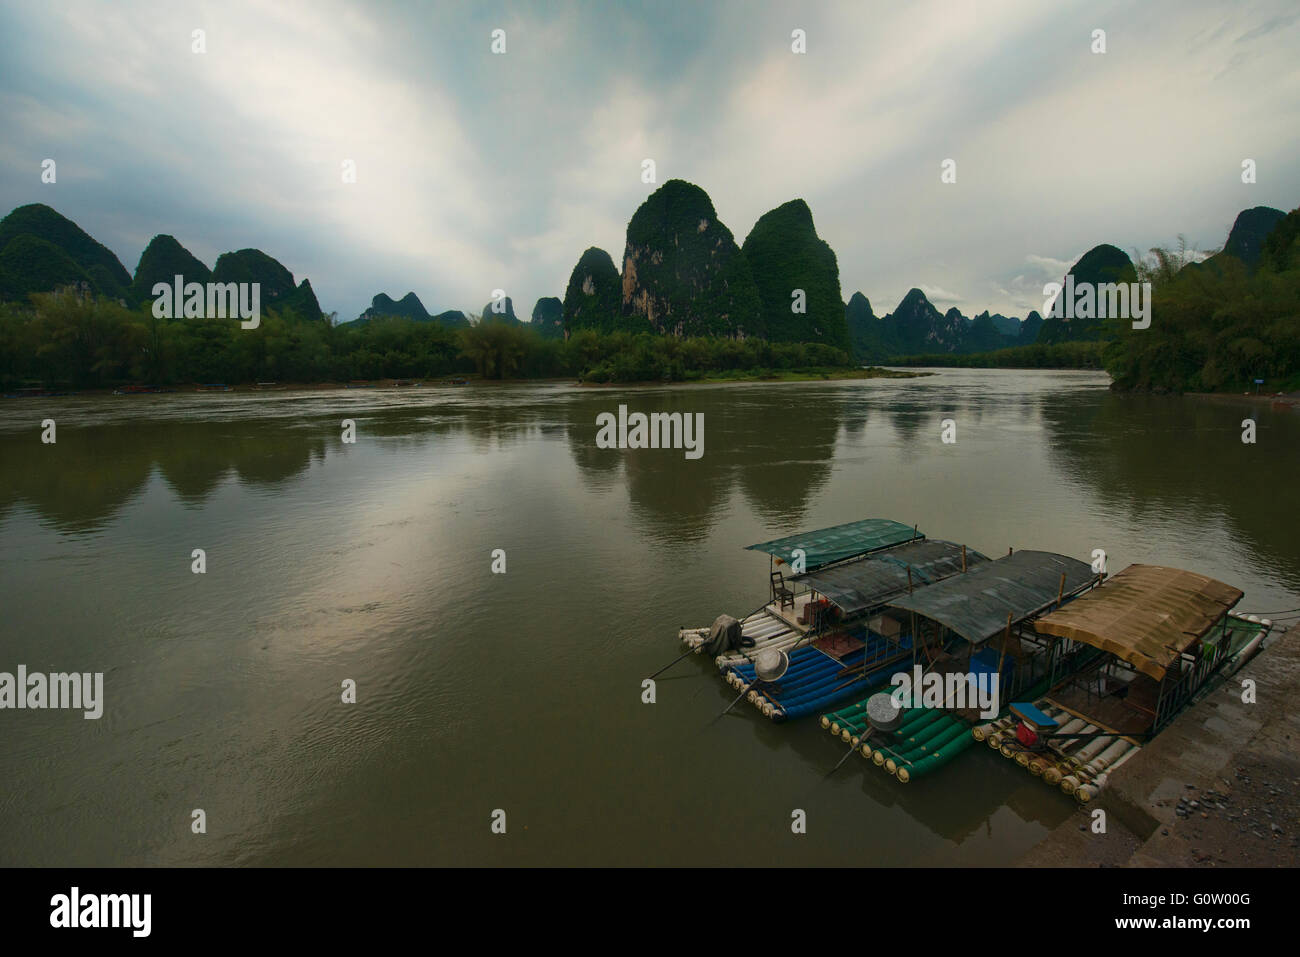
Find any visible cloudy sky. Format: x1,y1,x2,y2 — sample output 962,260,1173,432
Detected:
2,0,1297,322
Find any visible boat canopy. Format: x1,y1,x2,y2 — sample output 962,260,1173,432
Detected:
885,550,1095,645
745,518,921,572
1034,564,1243,680
792,540,990,616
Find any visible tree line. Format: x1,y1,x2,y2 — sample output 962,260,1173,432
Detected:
0,288,853,390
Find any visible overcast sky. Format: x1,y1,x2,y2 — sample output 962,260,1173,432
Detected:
2,0,1297,322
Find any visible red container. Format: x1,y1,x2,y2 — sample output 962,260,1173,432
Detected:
1016,723,1039,747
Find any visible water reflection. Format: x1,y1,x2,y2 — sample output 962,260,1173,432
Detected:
1040,390,1300,589
2,372,1298,866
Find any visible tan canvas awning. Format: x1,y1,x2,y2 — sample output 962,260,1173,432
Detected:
1035,564,1243,680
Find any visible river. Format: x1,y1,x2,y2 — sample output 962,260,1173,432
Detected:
2,369,1297,865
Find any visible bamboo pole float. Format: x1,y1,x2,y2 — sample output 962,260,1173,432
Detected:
972,715,1014,742
1027,755,1053,776
1072,731,1116,765
719,680,756,716
1075,744,1141,803
1043,727,1104,785
830,727,875,772
1081,737,1133,777
1063,739,1133,794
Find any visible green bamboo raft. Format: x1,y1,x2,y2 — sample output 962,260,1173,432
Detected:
820,702,975,783
821,674,1055,784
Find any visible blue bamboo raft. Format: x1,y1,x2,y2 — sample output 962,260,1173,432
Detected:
722,627,915,721
685,521,993,722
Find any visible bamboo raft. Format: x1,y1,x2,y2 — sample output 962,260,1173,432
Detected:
674,525,1280,813
680,520,1002,722
679,605,807,667
970,578,1271,804
721,630,913,721
816,548,1101,781
822,671,1057,783
822,701,978,783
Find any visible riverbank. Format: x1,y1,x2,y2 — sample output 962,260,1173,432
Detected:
2,366,930,397
1017,624,1300,868
579,366,929,386
1186,390,1300,411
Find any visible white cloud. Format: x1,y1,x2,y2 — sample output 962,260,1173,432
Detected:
919,285,964,305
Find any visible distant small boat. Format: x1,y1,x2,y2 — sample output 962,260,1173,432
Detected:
113,385,170,395
254,382,285,390
345,380,376,389
448,378,469,386
196,383,232,392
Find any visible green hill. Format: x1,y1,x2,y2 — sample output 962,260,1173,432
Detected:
741,199,848,351
562,247,630,334
530,296,564,338
620,179,761,337
1037,244,1137,344
212,248,322,319
131,234,213,303
0,203,131,300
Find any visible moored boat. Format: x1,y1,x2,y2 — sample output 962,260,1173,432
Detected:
822,549,1102,782
680,519,1000,721
979,564,1272,803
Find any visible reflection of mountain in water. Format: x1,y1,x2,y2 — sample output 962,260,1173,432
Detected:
0,400,564,531
562,388,853,542
1040,391,1300,581
0,421,328,532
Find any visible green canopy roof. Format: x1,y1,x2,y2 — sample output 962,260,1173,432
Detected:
885,550,1096,645
745,518,922,572
792,540,990,615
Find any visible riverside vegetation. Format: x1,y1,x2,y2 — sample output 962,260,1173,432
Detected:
1,192,1296,392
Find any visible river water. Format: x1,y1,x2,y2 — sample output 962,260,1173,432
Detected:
2,369,1297,865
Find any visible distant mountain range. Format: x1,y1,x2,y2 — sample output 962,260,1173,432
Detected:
0,196,1289,364
353,291,468,328
845,288,1043,362
0,204,324,320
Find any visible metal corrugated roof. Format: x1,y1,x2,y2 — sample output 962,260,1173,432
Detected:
1034,564,1243,680
792,540,990,615
745,518,922,571
885,550,1096,645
